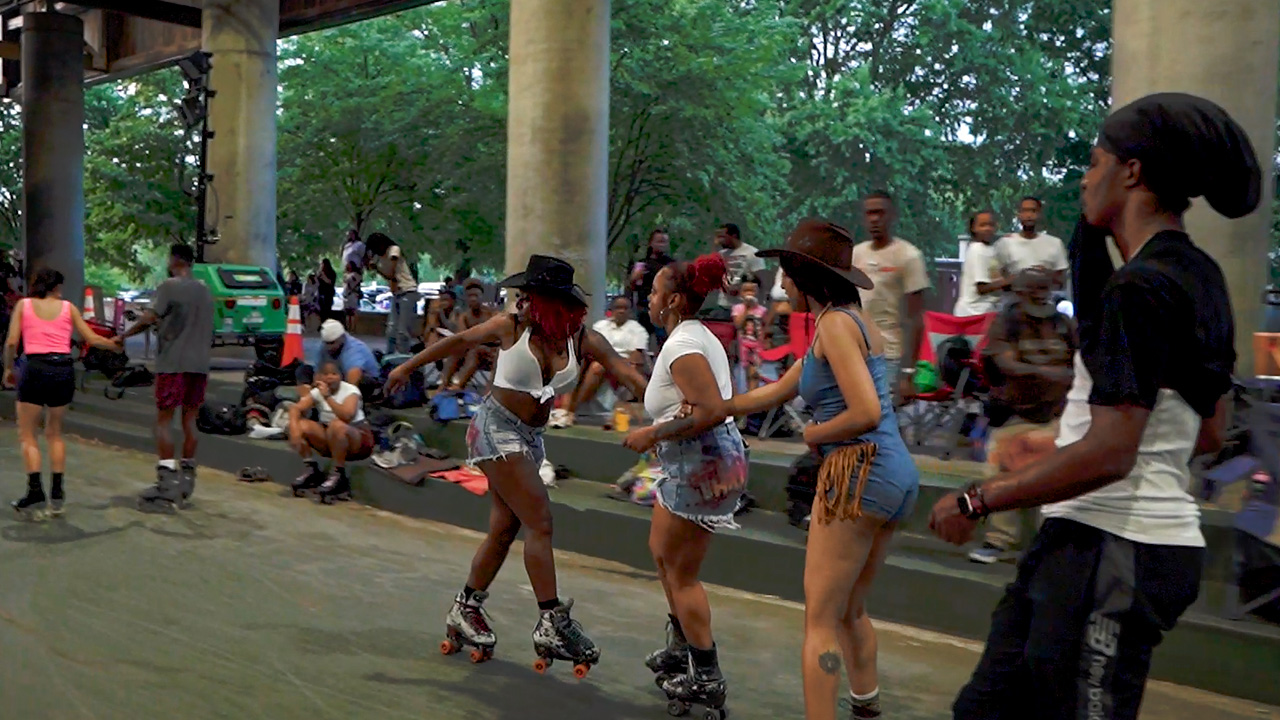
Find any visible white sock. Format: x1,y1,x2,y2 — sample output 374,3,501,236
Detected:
158,459,177,470
851,687,879,702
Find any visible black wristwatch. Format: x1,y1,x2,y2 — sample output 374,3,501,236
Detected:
957,483,990,520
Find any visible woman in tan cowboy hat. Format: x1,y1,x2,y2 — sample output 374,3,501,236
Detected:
719,219,920,719
386,254,647,675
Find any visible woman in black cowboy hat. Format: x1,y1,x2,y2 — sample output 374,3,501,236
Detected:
387,254,647,673
929,93,1260,720
716,219,920,719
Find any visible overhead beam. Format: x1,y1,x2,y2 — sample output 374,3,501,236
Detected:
69,1,201,28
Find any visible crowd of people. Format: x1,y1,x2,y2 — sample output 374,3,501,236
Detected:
0,91,1262,720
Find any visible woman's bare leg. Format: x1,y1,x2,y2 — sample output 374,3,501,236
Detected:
477,456,558,602
466,489,521,592
649,504,716,648
45,407,66,474
836,523,897,700
16,402,42,474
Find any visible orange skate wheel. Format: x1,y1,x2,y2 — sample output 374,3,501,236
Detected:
573,663,590,679
440,639,460,655
470,648,490,664
533,657,551,674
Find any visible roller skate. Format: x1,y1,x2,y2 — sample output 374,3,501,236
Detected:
645,615,690,688
48,477,65,518
178,462,198,501
291,463,326,497
839,692,882,718
661,656,728,720
12,484,47,521
316,471,351,505
530,599,600,678
138,466,185,512
440,591,496,663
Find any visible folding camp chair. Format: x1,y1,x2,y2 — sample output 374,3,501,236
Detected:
755,312,815,439
898,311,995,459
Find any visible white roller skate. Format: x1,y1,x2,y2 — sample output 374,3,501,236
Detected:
440,591,497,663
531,599,600,678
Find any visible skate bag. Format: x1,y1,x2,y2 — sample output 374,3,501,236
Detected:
104,365,155,400
197,401,247,435
429,390,482,423
379,353,426,409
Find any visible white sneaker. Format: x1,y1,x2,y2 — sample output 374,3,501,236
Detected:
549,409,574,429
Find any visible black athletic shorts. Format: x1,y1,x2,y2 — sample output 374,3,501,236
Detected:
17,353,76,408
953,518,1202,720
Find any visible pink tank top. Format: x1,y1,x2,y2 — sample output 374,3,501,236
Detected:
21,299,73,355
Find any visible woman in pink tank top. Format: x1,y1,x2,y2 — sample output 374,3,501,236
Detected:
2,268,122,519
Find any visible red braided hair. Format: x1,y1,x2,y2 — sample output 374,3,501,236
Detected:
670,253,728,315
524,290,587,342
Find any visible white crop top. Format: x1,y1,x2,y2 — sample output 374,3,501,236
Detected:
492,326,580,403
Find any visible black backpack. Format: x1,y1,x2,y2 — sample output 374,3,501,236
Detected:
197,401,247,435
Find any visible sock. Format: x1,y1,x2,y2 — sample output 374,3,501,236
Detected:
50,472,63,496
462,586,481,604
689,643,718,670
26,472,41,492
851,687,879,702
668,613,685,639
334,466,347,477
304,458,320,471
537,597,561,612
158,459,177,471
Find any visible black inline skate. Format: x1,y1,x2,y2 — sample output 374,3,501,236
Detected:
440,590,497,663
661,655,728,719
531,599,600,678
178,461,198,501
316,470,351,504
138,466,185,512
646,615,690,687
292,462,326,497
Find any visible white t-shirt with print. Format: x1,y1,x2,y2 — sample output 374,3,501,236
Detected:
593,317,649,356
852,237,931,361
644,320,733,423
310,381,366,426
1041,353,1203,547
953,241,1002,317
995,232,1068,275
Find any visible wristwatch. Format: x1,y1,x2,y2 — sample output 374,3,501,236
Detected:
957,483,990,520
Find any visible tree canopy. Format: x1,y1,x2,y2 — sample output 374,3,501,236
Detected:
0,0,1275,285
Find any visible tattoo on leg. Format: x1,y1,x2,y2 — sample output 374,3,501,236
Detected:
818,650,842,675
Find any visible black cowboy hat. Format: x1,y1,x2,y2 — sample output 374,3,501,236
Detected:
756,218,874,291
498,254,590,306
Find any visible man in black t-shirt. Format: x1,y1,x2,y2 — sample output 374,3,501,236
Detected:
929,93,1261,719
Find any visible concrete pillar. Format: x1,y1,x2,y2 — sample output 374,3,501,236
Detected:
202,0,278,269
505,0,610,316
21,12,85,305
1112,0,1280,374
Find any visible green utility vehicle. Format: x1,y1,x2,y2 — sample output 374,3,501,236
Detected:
191,263,287,347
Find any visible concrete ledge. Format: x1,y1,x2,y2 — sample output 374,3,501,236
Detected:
2,384,1277,705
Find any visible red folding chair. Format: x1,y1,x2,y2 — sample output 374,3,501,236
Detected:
755,312,815,438
899,311,995,459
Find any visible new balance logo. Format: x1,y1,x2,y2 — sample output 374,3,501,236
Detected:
1084,612,1120,658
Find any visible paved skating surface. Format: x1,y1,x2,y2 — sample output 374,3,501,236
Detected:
0,435,1275,720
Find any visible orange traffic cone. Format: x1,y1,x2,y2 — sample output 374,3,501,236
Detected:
83,287,96,322
281,295,304,367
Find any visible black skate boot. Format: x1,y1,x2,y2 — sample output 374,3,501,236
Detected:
840,691,882,718
661,651,728,719
316,470,351,505
48,474,65,518
12,480,47,521
291,462,326,497
646,615,690,686
441,590,496,663
138,466,185,512
178,461,198,501
531,599,600,678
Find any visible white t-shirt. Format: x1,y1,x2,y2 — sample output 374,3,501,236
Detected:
593,317,649,356
953,241,1002,317
310,381,366,426
994,232,1068,275
851,238,931,361
644,320,733,423
1041,353,1204,547
375,245,417,296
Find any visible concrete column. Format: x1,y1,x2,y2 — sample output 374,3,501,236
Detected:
202,0,278,269
21,12,85,305
505,0,610,316
1112,0,1280,374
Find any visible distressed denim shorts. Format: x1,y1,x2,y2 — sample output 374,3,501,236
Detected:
654,421,749,532
466,396,546,467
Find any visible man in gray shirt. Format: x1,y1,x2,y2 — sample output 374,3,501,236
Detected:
116,243,214,508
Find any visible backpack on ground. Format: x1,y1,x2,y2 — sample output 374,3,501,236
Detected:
197,401,247,436
429,390,482,423
104,365,155,400
379,353,425,409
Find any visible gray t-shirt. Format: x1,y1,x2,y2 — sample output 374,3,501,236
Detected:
152,276,214,375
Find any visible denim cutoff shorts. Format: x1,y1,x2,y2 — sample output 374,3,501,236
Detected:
466,396,546,467
654,421,748,532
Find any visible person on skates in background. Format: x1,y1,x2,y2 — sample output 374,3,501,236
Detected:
386,255,647,672
622,252,745,719
716,220,919,719
3,268,122,518
288,360,375,501
115,243,214,510
929,93,1258,720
